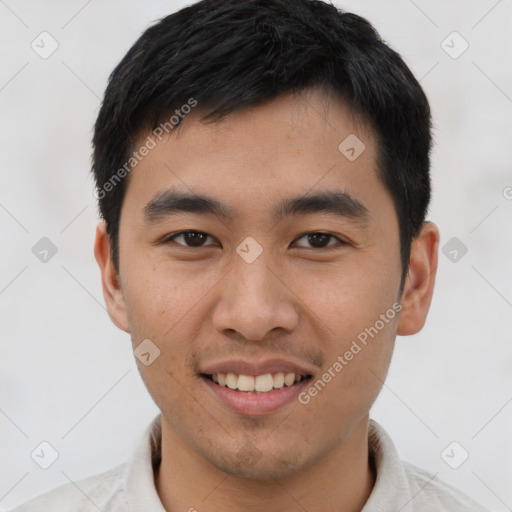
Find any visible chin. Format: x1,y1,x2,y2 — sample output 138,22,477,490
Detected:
200,438,311,481
211,454,304,481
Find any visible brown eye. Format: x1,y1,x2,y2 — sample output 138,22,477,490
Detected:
294,232,344,249
168,231,215,247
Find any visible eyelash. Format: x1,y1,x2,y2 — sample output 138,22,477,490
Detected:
163,231,347,250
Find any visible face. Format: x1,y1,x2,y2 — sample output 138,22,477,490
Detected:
96,88,434,480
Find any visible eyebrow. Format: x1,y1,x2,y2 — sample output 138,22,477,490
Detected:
143,187,369,225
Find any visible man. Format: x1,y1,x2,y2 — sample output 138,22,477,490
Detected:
11,0,488,510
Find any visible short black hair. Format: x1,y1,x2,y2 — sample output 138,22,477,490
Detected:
92,0,432,286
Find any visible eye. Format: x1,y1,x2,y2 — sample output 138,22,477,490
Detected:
293,232,346,249
163,231,346,250
166,231,217,248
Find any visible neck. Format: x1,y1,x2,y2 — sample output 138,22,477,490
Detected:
155,416,375,512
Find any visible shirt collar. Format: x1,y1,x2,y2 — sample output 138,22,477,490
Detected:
362,419,416,511
124,413,166,512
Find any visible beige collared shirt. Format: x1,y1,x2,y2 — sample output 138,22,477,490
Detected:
10,414,488,511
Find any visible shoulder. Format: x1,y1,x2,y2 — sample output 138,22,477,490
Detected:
367,419,489,511
401,460,490,511
8,464,127,512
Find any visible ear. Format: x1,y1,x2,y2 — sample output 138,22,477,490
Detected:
94,221,130,333
397,222,439,336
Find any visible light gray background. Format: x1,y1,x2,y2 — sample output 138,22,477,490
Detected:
1,0,511,510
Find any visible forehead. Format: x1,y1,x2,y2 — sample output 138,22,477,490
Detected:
123,88,389,221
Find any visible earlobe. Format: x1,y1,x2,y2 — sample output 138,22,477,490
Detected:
396,222,439,336
93,221,130,333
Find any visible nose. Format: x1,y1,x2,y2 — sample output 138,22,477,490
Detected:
212,255,299,341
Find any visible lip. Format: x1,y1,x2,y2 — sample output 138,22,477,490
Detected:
200,358,315,377
199,358,316,415
202,375,311,416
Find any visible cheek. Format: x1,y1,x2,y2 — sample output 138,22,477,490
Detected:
289,259,398,404
290,255,400,337
298,319,396,435
122,259,214,336
120,263,209,410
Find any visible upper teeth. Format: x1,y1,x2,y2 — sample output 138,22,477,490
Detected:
211,372,303,392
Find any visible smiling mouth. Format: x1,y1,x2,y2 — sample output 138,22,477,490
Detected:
202,372,313,394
